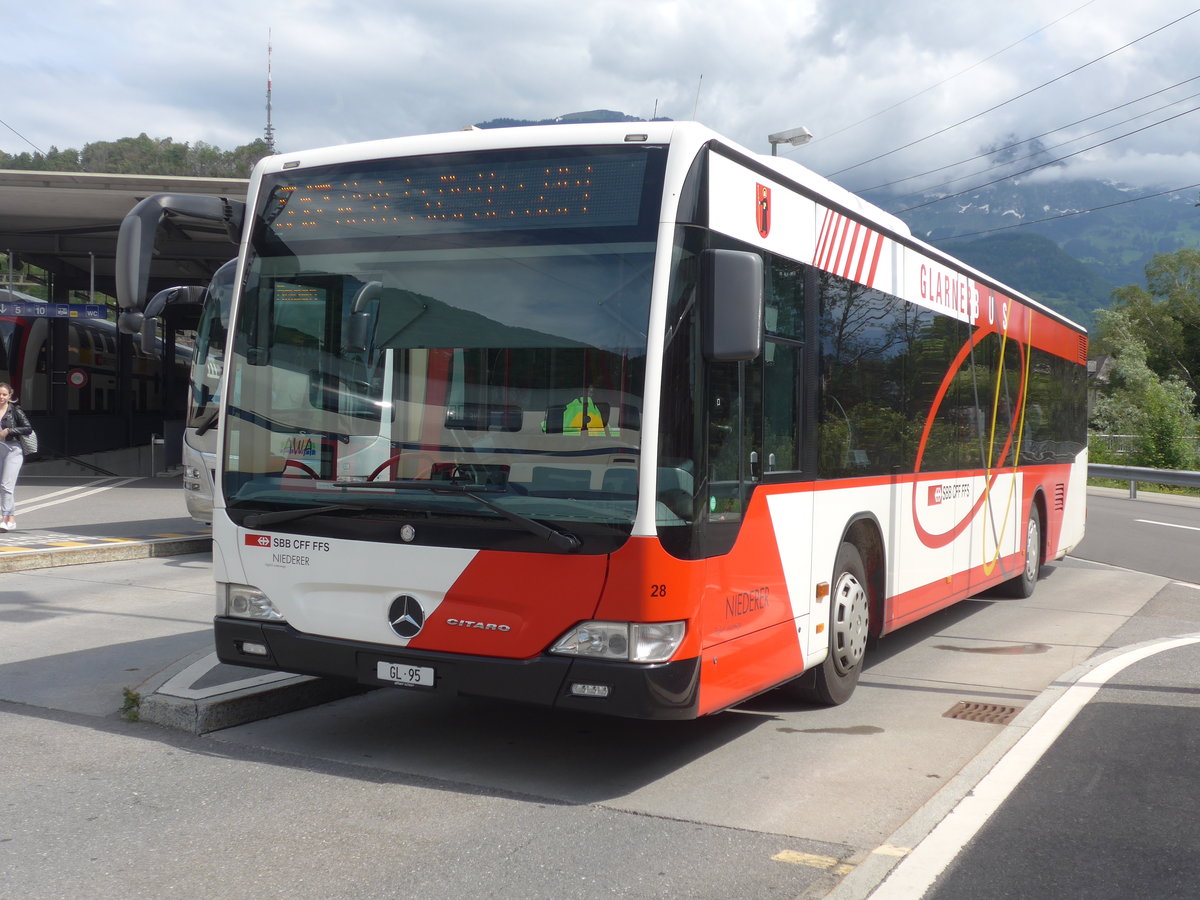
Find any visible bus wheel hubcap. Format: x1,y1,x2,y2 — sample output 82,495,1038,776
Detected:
831,572,869,675
1024,518,1039,580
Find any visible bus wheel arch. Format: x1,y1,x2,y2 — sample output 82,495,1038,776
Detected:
1000,492,1046,599
790,517,883,706
843,516,886,639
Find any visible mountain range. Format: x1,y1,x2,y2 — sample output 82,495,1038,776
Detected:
870,177,1200,328
478,112,1200,330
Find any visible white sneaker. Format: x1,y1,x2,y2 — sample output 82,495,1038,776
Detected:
0,521,11,532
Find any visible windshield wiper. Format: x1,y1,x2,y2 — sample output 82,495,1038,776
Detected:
341,479,581,552
194,408,220,436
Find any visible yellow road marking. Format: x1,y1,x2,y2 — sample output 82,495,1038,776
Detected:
772,850,854,876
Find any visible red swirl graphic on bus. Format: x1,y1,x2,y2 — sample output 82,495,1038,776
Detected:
910,305,1030,550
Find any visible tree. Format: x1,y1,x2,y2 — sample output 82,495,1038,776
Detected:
4,134,268,178
1101,248,1200,405
1092,306,1198,469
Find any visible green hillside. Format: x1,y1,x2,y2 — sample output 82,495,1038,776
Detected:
935,232,1114,329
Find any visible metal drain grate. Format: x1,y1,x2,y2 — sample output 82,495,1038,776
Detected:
943,701,1023,725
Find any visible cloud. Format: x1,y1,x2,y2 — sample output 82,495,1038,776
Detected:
1,0,1196,196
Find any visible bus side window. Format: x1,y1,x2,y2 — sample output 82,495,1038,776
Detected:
657,463,695,520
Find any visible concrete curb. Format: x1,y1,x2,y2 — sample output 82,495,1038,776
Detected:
0,535,211,573
823,634,1199,900
136,651,370,735
4,527,366,735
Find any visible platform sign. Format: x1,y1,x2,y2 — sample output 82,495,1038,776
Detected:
0,302,108,319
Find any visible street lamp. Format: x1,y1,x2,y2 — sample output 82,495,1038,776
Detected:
768,125,814,156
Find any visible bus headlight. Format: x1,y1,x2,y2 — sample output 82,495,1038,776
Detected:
218,583,285,621
550,621,685,663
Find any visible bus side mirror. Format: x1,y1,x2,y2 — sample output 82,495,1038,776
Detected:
344,281,382,352
116,194,243,316
117,311,144,335
700,249,763,361
308,371,342,411
140,317,158,354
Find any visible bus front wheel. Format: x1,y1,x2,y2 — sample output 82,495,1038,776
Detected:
793,541,870,706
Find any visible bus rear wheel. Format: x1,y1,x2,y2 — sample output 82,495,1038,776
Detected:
793,541,870,706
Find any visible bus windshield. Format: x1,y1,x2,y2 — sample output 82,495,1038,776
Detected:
223,145,665,543
186,259,235,433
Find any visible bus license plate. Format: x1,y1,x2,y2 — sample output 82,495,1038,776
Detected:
377,661,435,688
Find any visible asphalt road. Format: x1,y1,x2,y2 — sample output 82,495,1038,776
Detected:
2,484,1199,899
917,636,1200,900
1072,487,1200,583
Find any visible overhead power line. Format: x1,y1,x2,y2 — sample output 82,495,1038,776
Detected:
825,7,1200,179
895,102,1200,213
0,116,46,156
935,181,1200,241
887,88,1200,204
812,0,1101,147
862,75,1200,194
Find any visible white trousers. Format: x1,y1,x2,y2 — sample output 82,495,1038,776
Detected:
0,441,23,516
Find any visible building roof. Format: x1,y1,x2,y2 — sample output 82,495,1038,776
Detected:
0,170,248,300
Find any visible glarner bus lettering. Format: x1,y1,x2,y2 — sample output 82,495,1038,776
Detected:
115,121,1086,720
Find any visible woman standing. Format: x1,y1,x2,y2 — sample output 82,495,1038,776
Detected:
0,382,33,531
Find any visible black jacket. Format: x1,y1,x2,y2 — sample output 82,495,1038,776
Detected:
1,404,33,443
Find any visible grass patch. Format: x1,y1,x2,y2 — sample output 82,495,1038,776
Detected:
121,688,141,722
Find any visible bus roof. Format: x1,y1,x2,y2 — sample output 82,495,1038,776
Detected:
252,121,1084,334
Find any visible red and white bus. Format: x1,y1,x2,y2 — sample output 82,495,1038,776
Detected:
178,259,235,523
115,122,1087,718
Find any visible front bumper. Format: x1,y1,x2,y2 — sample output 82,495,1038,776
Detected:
215,617,702,720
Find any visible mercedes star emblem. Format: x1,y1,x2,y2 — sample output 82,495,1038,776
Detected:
387,594,425,639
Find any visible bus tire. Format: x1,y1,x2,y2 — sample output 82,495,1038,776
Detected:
794,541,871,706
1000,505,1042,599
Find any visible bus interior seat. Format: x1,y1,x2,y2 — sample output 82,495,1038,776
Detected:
601,467,637,495
531,466,592,492
656,464,695,519
656,464,695,495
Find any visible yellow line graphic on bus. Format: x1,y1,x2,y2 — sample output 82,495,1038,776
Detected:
980,301,1032,577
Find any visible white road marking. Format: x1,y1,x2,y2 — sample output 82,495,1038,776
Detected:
20,477,143,514
1135,518,1200,532
869,633,1200,899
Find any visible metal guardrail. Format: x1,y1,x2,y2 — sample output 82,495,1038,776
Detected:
1089,463,1200,499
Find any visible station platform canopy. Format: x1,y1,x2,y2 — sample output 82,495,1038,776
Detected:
0,170,248,302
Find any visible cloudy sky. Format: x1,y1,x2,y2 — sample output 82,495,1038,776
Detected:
3,0,1198,199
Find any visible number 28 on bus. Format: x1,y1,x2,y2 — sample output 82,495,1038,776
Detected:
115,121,1087,719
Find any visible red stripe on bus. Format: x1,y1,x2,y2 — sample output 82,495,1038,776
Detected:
842,221,863,278
865,231,885,286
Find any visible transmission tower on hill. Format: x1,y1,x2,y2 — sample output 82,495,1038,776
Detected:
264,30,276,154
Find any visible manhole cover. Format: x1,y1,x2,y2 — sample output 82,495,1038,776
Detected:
943,700,1023,725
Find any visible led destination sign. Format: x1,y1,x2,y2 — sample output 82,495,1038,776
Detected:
260,147,661,240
